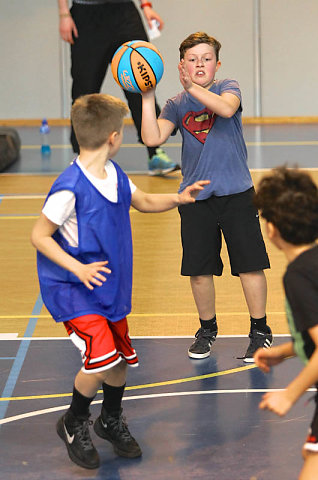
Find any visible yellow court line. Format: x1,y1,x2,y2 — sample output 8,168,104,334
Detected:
0,211,138,220
20,140,318,150
0,364,256,402
162,141,318,147
0,311,286,320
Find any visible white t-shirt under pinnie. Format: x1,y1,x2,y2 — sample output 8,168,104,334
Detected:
42,158,136,247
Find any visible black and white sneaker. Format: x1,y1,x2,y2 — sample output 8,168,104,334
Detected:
243,326,273,363
188,327,217,359
94,408,142,458
56,411,99,469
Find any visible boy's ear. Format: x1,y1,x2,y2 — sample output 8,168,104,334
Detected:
266,221,278,240
108,130,118,146
216,60,221,71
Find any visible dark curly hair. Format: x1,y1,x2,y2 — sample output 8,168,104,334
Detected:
254,166,318,245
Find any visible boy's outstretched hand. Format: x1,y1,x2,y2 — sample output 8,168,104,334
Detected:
178,59,192,90
74,260,111,290
259,390,293,417
254,346,286,373
178,180,210,204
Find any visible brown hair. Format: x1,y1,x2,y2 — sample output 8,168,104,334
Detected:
179,32,222,61
71,94,129,150
254,166,318,245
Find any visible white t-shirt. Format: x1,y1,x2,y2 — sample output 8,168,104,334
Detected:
42,158,136,247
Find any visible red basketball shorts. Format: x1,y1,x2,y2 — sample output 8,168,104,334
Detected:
64,314,138,374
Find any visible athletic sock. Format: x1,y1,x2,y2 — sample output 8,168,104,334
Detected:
200,316,217,332
66,386,95,425
250,315,267,333
102,382,126,418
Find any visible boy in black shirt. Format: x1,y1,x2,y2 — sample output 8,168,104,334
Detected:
253,166,318,480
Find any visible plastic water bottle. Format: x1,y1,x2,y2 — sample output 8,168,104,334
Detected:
40,119,51,155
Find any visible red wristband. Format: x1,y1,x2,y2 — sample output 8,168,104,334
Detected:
141,2,152,9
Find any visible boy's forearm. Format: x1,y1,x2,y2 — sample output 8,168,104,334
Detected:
186,83,238,118
141,92,162,146
33,235,81,276
275,341,295,359
133,193,181,213
285,348,318,404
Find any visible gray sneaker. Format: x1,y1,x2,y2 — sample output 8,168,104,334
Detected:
188,327,217,359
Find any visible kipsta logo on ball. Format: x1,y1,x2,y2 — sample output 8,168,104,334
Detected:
111,40,164,93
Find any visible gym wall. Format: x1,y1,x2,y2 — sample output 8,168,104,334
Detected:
0,0,317,120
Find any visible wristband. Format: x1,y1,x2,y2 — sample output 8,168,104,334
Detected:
140,2,152,9
59,12,71,18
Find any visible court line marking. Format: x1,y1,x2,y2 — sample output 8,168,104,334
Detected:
1,388,316,426
0,333,18,339
20,141,318,150
0,364,256,402
0,334,291,340
0,211,139,219
1,167,317,200
0,215,39,220
1,195,46,199
0,311,287,319
160,141,318,147
1,168,317,181
0,293,43,420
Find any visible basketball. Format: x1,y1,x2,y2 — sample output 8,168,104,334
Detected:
111,40,164,94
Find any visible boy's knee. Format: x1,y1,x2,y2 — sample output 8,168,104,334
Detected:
239,270,264,278
97,360,127,383
191,274,213,285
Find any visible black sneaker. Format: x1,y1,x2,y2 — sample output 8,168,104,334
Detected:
243,326,273,363
56,411,100,469
94,408,142,458
188,327,217,359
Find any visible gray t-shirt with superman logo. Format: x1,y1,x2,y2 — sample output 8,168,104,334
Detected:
160,78,253,199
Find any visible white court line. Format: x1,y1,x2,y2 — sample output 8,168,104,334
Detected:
0,334,292,341
0,333,18,339
0,388,315,426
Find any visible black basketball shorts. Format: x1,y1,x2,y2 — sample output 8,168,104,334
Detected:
178,187,270,277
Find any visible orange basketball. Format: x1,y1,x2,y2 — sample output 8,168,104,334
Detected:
111,40,164,93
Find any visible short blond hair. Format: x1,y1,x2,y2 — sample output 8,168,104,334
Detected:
71,94,129,150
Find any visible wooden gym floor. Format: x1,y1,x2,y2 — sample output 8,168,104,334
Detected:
0,123,317,479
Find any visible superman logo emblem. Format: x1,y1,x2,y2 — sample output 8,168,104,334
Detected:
182,108,216,144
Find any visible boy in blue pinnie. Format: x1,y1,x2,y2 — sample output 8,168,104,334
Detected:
141,31,272,361
31,93,208,470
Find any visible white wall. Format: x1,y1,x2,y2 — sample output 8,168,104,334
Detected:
1,0,317,119
261,0,318,116
1,0,62,118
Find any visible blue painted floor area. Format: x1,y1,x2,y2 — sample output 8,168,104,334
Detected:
3,123,318,174
0,337,314,479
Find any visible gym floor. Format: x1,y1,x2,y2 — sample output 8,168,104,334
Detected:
0,122,317,479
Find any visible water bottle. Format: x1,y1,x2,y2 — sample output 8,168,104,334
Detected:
40,118,51,155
